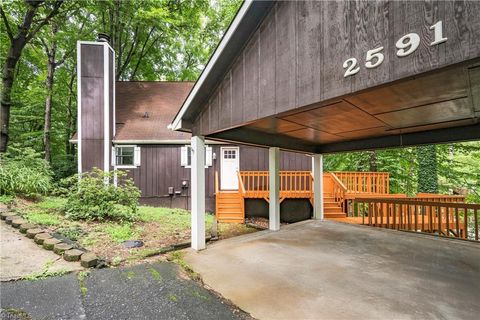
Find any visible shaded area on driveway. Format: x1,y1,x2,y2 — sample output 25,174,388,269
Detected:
185,220,480,320
1,262,250,320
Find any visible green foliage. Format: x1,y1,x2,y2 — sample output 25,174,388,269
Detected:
22,260,69,281
0,195,14,204
64,169,141,221
104,223,142,243
57,226,83,241
0,146,53,197
25,211,61,226
417,145,438,193
138,206,214,234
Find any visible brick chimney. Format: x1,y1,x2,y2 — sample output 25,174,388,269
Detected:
77,35,115,174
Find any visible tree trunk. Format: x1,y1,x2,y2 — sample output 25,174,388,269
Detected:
368,150,377,172
65,66,76,156
43,26,58,163
0,0,63,152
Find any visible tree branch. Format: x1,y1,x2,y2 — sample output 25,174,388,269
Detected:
26,0,64,42
0,5,13,42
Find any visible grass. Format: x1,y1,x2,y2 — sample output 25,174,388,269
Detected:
137,206,214,234
24,211,61,226
77,270,90,297
0,194,14,205
34,197,67,210
104,223,142,243
22,260,69,281
167,251,200,281
148,267,163,282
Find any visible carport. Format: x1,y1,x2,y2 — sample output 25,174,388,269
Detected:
170,0,480,250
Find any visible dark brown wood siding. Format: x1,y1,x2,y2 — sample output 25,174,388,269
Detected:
80,44,105,172
121,144,310,212
192,0,480,136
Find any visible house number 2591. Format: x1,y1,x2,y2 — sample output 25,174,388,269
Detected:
343,20,447,78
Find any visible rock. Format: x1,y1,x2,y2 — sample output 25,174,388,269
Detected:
5,215,19,225
53,243,73,255
11,218,26,228
26,228,44,239
34,233,53,245
19,223,36,233
64,249,83,262
1,211,15,220
0,204,7,211
80,252,98,268
43,238,61,250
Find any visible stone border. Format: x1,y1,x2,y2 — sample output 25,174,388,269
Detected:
1,204,98,268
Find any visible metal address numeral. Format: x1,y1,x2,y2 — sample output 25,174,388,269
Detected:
343,21,446,76
430,20,448,45
365,47,384,69
343,58,360,77
395,33,420,57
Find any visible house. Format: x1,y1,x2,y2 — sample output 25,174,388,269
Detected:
170,0,480,250
74,38,312,220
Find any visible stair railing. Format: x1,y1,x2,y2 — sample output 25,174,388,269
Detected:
237,171,246,197
330,172,347,213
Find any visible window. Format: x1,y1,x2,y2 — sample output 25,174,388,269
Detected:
114,145,140,168
181,145,212,168
223,149,236,159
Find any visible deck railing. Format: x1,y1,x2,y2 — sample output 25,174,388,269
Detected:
334,171,389,194
238,171,313,201
354,198,479,241
330,172,347,212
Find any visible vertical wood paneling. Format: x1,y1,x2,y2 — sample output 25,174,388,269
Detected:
243,34,260,122
220,73,232,127
392,0,445,79
296,1,322,107
321,0,352,101
209,89,220,132
231,58,244,124
275,1,296,114
259,8,276,118
351,0,392,92
444,0,480,64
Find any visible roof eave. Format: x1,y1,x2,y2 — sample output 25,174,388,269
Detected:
170,0,275,132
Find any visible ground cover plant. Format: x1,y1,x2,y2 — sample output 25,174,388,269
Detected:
12,195,256,266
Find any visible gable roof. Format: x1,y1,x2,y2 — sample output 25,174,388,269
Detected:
114,82,194,142
170,0,275,131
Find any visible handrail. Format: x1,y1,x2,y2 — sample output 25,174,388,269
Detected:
237,171,246,196
238,171,313,199
215,171,219,194
330,172,347,191
354,197,479,241
334,171,389,194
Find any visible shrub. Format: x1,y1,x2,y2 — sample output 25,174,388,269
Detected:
64,168,140,221
0,146,53,197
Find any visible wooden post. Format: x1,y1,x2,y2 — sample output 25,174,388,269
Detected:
269,147,280,231
313,154,324,220
191,135,205,251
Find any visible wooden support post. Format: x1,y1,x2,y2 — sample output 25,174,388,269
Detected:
313,154,324,220
269,147,280,231
191,135,205,251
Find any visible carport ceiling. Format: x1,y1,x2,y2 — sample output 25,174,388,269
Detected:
224,63,480,152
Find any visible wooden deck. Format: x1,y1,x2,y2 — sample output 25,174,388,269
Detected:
215,170,478,242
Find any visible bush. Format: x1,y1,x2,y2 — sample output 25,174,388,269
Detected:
0,146,53,197
64,168,140,222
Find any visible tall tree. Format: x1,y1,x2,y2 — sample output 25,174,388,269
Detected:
417,145,439,193
0,0,64,152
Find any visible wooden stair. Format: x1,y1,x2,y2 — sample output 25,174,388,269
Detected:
323,194,345,219
216,191,245,223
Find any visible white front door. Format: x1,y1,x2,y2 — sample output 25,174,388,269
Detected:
220,147,240,190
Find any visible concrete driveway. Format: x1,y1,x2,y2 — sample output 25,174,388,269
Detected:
185,220,480,320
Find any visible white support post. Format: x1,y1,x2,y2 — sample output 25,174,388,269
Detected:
191,135,206,251
269,147,280,231
313,154,324,220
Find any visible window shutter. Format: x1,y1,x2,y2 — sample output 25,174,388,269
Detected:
180,146,188,167
205,146,213,167
134,146,141,166
111,147,116,166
